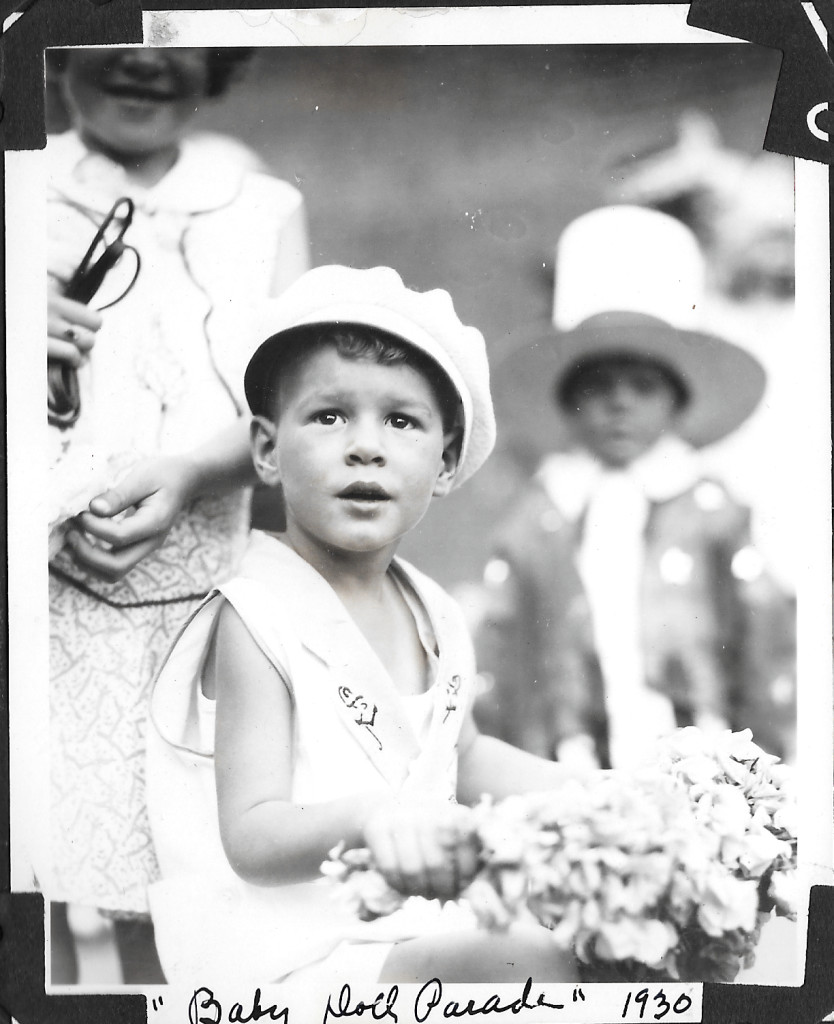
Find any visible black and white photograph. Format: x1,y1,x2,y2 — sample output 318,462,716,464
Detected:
4,6,831,1021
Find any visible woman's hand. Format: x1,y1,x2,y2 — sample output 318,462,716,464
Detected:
62,422,256,583
361,798,480,902
48,280,102,368
64,456,201,583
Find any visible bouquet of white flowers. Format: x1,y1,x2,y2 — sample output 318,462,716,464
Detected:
323,728,797,983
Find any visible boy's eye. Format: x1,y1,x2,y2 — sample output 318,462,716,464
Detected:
312,410,343,426
387,413,417,430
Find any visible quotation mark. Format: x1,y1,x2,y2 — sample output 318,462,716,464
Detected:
152,995,164,1011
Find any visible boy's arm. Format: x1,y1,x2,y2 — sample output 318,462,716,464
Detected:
212,601,474,897
212,600,376,886
456,710,578,806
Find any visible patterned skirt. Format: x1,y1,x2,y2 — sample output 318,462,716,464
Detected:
48,491,249,913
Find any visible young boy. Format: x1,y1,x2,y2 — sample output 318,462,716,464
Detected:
474,207,796,771
145,265,578,988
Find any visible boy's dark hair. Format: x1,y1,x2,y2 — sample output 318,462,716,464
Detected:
556,354,690,411
250,324,462,435
47,48,254,99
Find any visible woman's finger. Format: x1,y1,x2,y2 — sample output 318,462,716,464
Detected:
75,505,163,550
47,323,97,361
86,463,169,519
47,317,101,349
48,259,79,285
46,337,86,368
48,293,104,332
65,529,161,583
49,323,96,354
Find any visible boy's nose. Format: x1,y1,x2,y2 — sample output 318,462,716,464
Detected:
114,49,169,80
607,381,638,410
344,425,386,466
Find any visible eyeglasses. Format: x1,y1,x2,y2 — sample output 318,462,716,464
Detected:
48,197,141,429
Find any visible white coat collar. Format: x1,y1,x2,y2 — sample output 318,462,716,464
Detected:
536,434,701,522
47,129,257,216
236,532,472,676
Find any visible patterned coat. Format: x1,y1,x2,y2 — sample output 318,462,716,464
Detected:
473,459,795,766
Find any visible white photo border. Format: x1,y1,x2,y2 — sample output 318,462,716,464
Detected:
4,6,831,1020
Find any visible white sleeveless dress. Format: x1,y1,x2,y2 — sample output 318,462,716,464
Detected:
146,532,478,985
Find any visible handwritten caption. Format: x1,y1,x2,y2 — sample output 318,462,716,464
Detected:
151,978,701,1024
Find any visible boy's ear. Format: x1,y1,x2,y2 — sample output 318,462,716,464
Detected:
251,415,282,487
432,429,463,497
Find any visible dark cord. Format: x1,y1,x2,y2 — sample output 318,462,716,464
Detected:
49,563,208,609
95,244,142,311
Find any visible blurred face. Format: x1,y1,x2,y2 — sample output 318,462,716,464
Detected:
253,347,458,565
60,47,212,162
565,358,681,467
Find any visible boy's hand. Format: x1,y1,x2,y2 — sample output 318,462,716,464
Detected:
48,279,102,367
362,798,480,902
65,456,200,583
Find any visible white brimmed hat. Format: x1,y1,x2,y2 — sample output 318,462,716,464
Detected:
244,265,496,488
496,206,766,452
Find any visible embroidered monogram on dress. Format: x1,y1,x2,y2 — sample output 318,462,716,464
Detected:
338,685,382,749
443,674,462,722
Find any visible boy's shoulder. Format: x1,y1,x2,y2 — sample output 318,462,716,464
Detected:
391,555,468,622
235,530,307,590
224,533,334,640
659,475,750,536
678,474,746,512
491,475,576,555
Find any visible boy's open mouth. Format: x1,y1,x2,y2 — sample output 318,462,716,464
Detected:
337,483,391,502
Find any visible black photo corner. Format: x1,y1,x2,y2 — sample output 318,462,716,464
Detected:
1,0,832,1021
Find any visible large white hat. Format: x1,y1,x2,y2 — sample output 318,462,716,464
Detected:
496,206,766,452
245,265,496,488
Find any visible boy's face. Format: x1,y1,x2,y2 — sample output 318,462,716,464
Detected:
566,358,681,467
253,346,458,561
61,48,211,161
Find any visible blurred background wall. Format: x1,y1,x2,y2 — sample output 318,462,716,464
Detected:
48,43,786,589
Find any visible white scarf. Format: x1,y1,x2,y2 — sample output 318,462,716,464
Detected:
537,436,700,768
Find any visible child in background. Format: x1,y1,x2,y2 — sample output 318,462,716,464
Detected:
474,207,796,771
146,266,579,988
